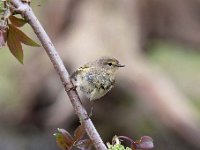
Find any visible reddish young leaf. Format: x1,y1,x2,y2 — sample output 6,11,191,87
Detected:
134,136,154,150
8,24,40,47
54,128,74,150
7,26,23,64
131,144,136,150
9,16,27,27
54,133,71,150
59,128,74,147
118,135,154,150
74,124,85,142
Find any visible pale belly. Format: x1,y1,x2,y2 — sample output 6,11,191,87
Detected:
75,74,114,100
89,86,113,100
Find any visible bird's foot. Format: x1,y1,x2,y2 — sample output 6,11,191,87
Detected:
65,83,77,92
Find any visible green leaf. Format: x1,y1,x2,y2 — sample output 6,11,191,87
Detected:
8,24,40,47
7,26,23,64
9,15,27,27
107,136,132,150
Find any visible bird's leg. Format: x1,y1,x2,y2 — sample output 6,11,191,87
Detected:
82,102,94,121
66,85,77,92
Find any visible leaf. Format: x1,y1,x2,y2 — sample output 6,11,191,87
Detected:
7,26,23,64
54,133,71,150
74,124,85,142
134,136,154,150
117,135,153,150
8,24,40,47
107,136,132,150
54,126,87,150
9,15,27,27
54,128,74,150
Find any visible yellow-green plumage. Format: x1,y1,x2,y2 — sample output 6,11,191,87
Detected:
71,56,124,100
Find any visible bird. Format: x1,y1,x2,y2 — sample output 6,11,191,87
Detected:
71,56,125,100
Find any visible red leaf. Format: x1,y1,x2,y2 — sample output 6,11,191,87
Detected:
7,26,23,64
74,124,85,142
134,136,154,150
59,128,74,146
54,128,74,150
9,16,27,27
8,24,40,47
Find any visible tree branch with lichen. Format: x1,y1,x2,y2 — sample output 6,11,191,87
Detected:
9,0,107,149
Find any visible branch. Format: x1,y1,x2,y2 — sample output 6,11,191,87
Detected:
10,0,107,149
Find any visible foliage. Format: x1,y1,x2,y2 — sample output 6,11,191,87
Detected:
107,136,132,150
107,135,154,150
54,124,93,150
54,126,154,150
0,0,40,64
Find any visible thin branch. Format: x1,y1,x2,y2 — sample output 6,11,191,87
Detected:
10,0,107,149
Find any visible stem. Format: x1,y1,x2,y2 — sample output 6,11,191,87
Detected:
10,0,107,149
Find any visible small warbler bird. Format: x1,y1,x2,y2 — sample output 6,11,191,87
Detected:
71,56,125,100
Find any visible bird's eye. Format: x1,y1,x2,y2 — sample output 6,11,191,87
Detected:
108,63,112,66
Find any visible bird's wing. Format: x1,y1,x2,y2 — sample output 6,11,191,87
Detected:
70,63,91,80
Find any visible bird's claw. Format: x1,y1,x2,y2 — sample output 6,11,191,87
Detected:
66,85,77,92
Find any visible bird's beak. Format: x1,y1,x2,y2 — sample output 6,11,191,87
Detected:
116,64,125,67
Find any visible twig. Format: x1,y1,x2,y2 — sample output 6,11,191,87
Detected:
10,0,107,149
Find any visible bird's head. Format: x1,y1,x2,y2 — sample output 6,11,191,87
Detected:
96,56,125,73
